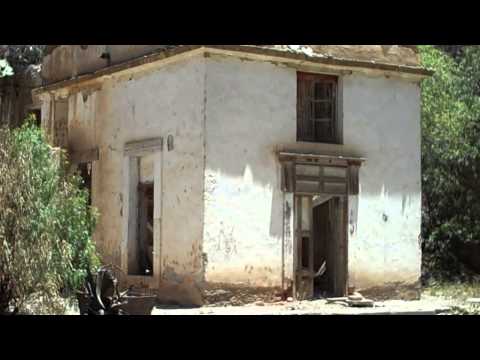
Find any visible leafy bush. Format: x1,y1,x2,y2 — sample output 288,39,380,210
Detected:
0,120,99,314
0,45,45,75
0,58,13,77
420,45,480,281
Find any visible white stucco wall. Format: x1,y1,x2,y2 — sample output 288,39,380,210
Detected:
203,55,422,292
204,57,296,286
343,74,422,290
203,56,297,288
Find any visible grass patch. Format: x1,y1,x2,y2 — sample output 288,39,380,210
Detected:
422,281,480,315
423,281,480,301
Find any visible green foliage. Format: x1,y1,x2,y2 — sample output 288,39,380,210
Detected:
0,45,45,76
424,281,480,301
0,119,99,314
0,59,13,77
420,45,480,281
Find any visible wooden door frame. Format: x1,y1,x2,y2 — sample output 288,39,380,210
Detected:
122,138,163,288
293,193,349,300
278,151,364,300
293,195,314,300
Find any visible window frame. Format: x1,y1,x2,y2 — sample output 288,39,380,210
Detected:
297,72,341,144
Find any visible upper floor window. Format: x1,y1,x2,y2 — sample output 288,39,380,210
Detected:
297,72,340,144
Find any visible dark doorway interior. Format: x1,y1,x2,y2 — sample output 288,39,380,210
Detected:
78,162,92,206
312,197,346,298
136,182,154,277
27,109,41,127
313,200,330,297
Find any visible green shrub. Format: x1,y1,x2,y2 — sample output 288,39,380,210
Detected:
0,119,99,314
420,46,480,281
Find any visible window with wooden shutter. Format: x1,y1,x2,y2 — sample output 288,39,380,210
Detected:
297,72,339,144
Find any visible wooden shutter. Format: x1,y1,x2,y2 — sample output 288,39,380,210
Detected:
297,72,338,144
297,73,312,142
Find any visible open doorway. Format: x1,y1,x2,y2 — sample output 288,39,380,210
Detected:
279,152,363,301
312,196,347,298
27,108,42,127
127,154,155,278
136,182,154,277
294,194,348,300
78,162,92,206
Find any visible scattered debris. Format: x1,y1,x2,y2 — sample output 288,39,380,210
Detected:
348,299,375,308
327,292,375,308
283,45,316,57
326,297,348,304
152,297,455,316
348,293,364,301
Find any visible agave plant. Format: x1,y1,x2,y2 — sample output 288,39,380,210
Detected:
78,266,129,315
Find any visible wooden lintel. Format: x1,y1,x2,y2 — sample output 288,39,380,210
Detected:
124,138,163,157
70,148,99,164
278,152,366,167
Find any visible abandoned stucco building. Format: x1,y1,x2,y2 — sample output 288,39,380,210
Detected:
33,45,432,305
0,63,42,127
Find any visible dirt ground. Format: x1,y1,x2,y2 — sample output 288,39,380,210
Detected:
151,295,456,316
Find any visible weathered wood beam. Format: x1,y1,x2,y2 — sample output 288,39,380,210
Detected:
124,138,163,157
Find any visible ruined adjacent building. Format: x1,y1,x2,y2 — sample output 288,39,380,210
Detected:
33,45,432,305
0,45,47,127
0,64,42,127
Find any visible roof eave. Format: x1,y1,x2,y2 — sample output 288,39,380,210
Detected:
33,45,433,96
208,45,433,77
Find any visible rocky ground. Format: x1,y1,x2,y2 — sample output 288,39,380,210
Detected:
151,295,459,316
62,283,480,315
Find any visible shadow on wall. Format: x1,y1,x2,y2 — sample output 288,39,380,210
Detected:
205,151,285,243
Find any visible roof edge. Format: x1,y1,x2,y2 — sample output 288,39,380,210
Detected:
33,46,203,95
210,45,433,77
33,45,433,95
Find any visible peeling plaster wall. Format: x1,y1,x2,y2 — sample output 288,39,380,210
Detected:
63,56,206,304
203,56,297,289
